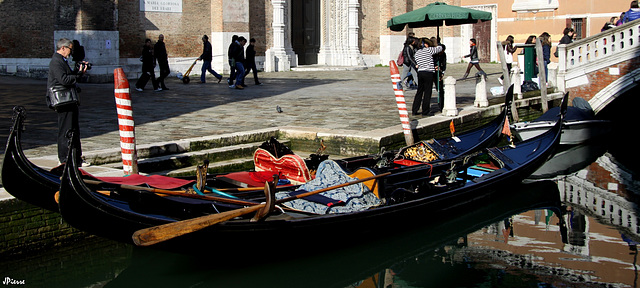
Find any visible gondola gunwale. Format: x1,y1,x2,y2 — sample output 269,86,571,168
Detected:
5,88,513,212
58,92,563,250
1,106,60,211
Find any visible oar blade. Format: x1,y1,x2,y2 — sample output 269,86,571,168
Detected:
132,204,263,246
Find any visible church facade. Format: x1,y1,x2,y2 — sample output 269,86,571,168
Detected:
0,0,631,81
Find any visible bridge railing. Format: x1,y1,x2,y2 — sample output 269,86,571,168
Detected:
557,19,640,92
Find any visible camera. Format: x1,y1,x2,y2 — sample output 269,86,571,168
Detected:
75,62,92,71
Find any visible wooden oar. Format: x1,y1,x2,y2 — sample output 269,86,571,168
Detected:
132,172,391,247
83,179,258,207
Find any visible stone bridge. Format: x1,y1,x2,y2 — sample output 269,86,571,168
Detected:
557,20,640,114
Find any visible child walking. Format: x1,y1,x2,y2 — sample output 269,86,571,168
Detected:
462,38,485,79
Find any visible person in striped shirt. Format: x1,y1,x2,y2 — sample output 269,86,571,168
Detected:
412,37,443,116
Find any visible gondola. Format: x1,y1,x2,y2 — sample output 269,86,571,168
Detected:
511,97,611,145
56,92,565,253
2,87,513,212
1,106,60,211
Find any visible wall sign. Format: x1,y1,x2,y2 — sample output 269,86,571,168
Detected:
140,0,182,13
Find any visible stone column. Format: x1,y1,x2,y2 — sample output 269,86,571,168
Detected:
318,0,363,66
474,74,488,107
511,66,522,99
265,0,294,72
347,0,363,65
443,76,458,117
556,44,567,93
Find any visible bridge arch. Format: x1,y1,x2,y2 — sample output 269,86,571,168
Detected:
590,67,640,114
557,20,640,114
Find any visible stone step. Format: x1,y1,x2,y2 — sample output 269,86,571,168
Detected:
82,128,279,166
135,140,285,173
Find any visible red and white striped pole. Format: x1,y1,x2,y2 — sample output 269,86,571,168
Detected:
114,68,139,175
389,61,414,146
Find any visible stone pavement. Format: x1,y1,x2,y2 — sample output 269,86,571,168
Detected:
0,63,509,198
0,63,503,158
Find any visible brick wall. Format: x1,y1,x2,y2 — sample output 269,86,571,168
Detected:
118,0,213,59
566,58,640,102
0,199,87,257
0,1,55,58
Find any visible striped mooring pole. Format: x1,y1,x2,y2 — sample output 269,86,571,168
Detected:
389,61,414,146
114,68,139,175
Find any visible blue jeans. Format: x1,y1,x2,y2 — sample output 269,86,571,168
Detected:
234,62,245,86
200,61,221,83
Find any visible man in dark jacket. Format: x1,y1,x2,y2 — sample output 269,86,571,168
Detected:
243,38,262,85
154,34,170,90
227,35,238,85
197,35,223,83
228,36,247,90
135,39,160,91
47,38,88,164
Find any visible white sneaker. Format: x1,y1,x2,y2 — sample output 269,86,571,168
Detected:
154,88,162,92
135,87,143,92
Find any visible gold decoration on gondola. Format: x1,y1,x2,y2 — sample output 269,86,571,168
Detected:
403,143,438,162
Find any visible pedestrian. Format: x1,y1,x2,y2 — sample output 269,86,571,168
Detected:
197,35,223,84
522,35,538,77
229,36,247,90
431,37,447,110
499,35,517,85
601,17,617,32
540,32,552,81
412,37,443,116
135,39,161,92
243,38,262,85
559,28,574,45
154,34,170,90
47,38,88,165
227,35,238,85
554,27,574,58
617,12,626,26
462,38,484,79
623,1,640,23
400,36,419,90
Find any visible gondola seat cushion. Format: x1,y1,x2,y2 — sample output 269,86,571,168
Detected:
275,160,381,214
254,148,312,184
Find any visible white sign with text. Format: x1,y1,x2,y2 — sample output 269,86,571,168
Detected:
140,0,182,13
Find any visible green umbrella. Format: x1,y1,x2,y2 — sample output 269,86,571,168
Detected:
387,2,492,33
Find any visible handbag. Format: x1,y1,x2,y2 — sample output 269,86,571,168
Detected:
396,50,404,66
47,84,79,110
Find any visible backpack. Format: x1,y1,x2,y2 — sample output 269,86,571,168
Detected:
396,50,404,67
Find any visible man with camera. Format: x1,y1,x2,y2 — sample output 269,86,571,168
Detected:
47,38,89,165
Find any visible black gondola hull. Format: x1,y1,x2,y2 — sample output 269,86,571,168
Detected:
58,93,562,254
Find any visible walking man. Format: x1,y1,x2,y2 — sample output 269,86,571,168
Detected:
229,36,247,89
154,34,170,90
197,35,223,83
243,38,262,85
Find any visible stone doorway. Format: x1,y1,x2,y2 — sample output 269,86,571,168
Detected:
473,20,491,63
291,0,320,65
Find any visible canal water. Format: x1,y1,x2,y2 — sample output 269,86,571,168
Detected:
1,96,638,288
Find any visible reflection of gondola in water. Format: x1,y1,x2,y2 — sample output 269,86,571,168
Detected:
103,180,564,288
528,139,608,180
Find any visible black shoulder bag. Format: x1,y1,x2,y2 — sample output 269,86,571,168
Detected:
47,85,79,110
